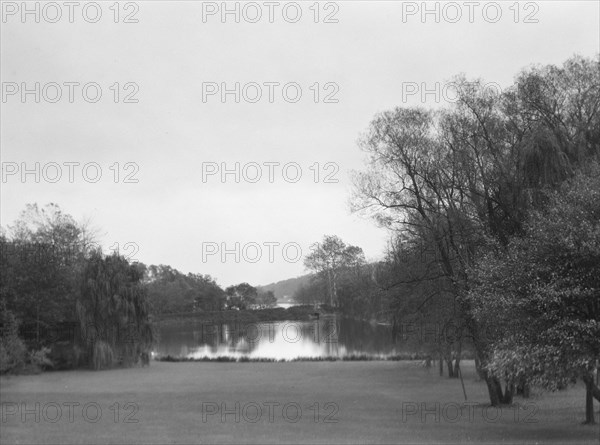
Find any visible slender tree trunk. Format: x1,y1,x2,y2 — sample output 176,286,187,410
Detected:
454,341,462,377
445,346,457,378
502,383,514,405
490,378,506,406
584,376,596,424
582,374,600,401
36,304,40,346
582,373,600,424
474,355,484,381
458,365,468,401
326,269,334,307
446,357,455,378
453,340,462,377
453,357,461,377
516,379,530,398
331,268,338,307
439,352,444,376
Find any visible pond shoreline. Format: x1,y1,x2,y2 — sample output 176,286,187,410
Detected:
152,305,335,326
155,353,432,362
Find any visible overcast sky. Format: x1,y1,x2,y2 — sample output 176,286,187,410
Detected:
1,1,598,288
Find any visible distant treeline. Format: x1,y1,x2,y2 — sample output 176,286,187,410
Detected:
155,305,333,325
143,265,277,313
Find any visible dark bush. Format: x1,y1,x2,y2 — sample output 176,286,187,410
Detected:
0,307,27,374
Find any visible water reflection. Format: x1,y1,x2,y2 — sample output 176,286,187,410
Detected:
155,316,398,360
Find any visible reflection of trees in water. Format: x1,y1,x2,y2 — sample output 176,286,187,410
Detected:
337,317,394,354
156,317,396,357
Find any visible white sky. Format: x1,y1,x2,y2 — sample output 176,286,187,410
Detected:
1,1,599,288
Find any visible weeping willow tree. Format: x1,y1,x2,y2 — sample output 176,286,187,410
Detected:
77,251,153,370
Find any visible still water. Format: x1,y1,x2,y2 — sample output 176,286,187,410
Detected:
154,316,398,360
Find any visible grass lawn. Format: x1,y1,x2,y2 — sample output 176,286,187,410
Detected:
1,360,598,444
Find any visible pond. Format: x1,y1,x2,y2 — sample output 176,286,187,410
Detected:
154,315,399,360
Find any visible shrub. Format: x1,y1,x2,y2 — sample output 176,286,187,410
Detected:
48,341,85,370
22,347,54,374
0,308,27,374
0,336,27,374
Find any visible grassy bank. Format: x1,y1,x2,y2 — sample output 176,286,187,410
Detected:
155,353,432,362
1,360,598,444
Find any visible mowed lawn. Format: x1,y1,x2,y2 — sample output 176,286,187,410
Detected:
1,360,598,444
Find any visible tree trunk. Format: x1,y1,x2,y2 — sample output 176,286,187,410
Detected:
583,375,596,424
481,369,514,407
470,325,511,405
458,364,468,401
484,375,502,407
36,304,40,346
582,374,600,402
326,269,334,307
439,352,444,376
502,383,514,405
453,339,462,376
446,357,455,378
582,373,600,424
516,379,530,398
453,357,461,377
474,355,485,381
331,268,338,307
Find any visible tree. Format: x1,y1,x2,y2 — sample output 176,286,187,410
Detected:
352,55,600,406
0,203,156,371
293,279,329,306
0,203,94,348
225,283,257,310
144,265,226,314
255,290,277,309
0,300,27,374
191,274,226,312
304,235,366,307
77,251,154,369
470,164,600,423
